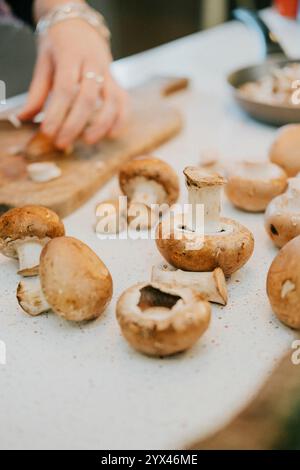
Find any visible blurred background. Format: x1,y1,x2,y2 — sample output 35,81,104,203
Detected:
1,0,272,97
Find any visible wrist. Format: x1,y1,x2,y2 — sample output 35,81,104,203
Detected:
34,0,85,21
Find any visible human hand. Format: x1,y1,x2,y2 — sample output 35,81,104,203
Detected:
19,18,129,149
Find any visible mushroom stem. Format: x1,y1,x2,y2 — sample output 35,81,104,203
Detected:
17,278,50,316
184,167,226,234
16,241,44,276
130,178,164,207
151,263,228,305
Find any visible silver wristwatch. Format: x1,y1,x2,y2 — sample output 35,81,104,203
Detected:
36,2,111,41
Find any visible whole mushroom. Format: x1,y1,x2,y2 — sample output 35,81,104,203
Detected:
119,157,179,230
267,235,300,329
17,237,113,322
265,178,300,248
156,167,254,276
269,124,300,177
0,205,65,276
116,282,211,357
225,161,287,212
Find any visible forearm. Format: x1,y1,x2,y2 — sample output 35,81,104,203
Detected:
34,0,85,21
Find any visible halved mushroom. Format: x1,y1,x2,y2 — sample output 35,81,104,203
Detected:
119,157,179,230
269,124,300,177
267,235,300,329
151,263,228,305
0,206,65,276
116,282,211,357
95,199,127,235
265,178,300,248
225,161,287,212
25,131,73,161
27,162,62,183
17,237,113,322
156,167,255,276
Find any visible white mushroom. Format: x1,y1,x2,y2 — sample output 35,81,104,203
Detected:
27,162,62,183
151,263,228,305
0,206,65,276
17,237,113,322
269,124,300,177
225,161,287,213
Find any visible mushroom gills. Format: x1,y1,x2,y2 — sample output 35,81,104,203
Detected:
16,240,44,276
17,278,50,316
151,263,228,305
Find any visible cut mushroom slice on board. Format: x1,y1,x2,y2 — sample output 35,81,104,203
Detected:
116,282,211,357
156,167,255,276
27,162,62,183
267,235,300,330
151,263,228,305
269,124,300,177
225,161,287,213
17,237,113,322
119,157,179,230
265,178,300,248
0,206,65,276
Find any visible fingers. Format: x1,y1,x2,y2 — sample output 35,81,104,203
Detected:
41,57,80,140
55,66,103,149
18,52,53,121
108,90,130,139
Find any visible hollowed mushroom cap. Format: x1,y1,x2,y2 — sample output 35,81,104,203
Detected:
225,161,287,212
267,236,300,329
116,282,211,357
265,179,300,248
0,205,65,259
269,124,300,177
39,237,113,322
119,157,180,205
156,217,254,276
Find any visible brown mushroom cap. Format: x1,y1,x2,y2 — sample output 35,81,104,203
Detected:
225,161,287,212
39,237,113,322
0,205,65,258
116,282,211,357
267,236,300,329
119,157,180,205
269,124,300,177
265,181,300,248
156,217,254,276
184,166,226,188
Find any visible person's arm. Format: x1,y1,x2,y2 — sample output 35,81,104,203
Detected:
18,0,129,149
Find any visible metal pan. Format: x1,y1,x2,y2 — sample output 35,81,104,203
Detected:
228,8,300,126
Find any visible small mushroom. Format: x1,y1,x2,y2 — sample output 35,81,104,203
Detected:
265,178,300,248
119,157,179,230
116,282,211,357
0,206,65,276
156,167,254,276
269,124,300,177
267,235,300,329
225,161,287,212
95,199,127,235
27,162,62,183
25,131,73,161
17,237,113,322
151,263,228,305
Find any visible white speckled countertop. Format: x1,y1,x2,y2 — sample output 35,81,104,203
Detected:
0,9,299,450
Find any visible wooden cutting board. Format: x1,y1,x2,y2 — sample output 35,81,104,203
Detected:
0,76,188,218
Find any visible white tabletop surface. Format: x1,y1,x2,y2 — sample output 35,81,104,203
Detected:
0,9,299,450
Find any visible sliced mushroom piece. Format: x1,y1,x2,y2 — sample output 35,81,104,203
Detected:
267,235,300,329
151,263,228,305
225,161,287,212
17,237,113,322
119,157,179,230
265,178,300,248
27,162,62,183
156,167,254,276
116,282,211,357
95,199,127,235
269,124,300,177
0,206,65,276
